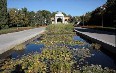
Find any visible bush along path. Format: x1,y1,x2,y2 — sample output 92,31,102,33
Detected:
0,24,116,73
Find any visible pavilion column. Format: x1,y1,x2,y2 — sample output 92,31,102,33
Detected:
55,16,57,24
62,16,64,24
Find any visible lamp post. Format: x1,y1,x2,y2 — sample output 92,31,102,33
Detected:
83,14,85,26
100,6,106,27
34,16,36,27
45,18,46,25
15,9,20,29
17,9,20,29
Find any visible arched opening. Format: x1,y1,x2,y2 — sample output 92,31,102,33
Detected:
65,19,67,21
57,18,62,23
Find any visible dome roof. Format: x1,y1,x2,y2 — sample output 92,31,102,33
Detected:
55,12,64,16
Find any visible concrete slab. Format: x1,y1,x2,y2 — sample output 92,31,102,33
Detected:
74,27,116,54
0,27,45,54
74,27,115,47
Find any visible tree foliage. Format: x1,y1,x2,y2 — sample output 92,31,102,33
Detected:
33,10,51,26
8,8,29,27
0,0,69,29
28,11,36,26
0,0,7,29
79,0,116,27
51,11,67,17
0,0,70,29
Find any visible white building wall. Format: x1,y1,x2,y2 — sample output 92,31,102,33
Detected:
52,12,69,24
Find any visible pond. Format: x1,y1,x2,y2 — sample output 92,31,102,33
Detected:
0,43,44,59
73,36,116,69
11,44,44,59
0,35,116,70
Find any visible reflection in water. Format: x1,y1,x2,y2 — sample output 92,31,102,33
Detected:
72,36,91,49
0,35,116,69
0,44,44,59
73,36,85,42
73,35,116,69
85,49,116,69
12,44,44,59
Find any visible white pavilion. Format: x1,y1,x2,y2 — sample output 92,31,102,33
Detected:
51,12,70,24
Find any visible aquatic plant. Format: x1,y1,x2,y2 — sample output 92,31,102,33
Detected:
82,64,116,73
75,48,91,58
46,24,74,34
37,33,84,48
13,44,26,51
1,54,47,73
1,47,74,73
1,24,116,73
39,46,74,73
91,43,101,50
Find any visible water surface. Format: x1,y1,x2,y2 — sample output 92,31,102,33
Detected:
73,35,116,69
0,35,115,69
0,44,44,59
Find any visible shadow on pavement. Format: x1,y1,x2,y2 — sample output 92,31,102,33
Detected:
75,28,116,35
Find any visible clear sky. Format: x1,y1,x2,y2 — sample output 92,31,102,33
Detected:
7,0,107,16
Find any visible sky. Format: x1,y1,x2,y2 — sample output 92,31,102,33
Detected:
7,0,107,16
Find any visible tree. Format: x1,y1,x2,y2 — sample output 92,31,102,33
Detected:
28,11,36,26
0,0,8,29
105,0,116,27
8,8,19,27
84,12,92,24
20,7,29,27
8,7,29,27
62,12,67,16
51,12,57,17
35,10,51,26
69,16,78,23
35,11,44,26
80,0,116,27
40,10,52,25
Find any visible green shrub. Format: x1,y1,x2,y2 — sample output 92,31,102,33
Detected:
0,24,9,29
46,24,74,34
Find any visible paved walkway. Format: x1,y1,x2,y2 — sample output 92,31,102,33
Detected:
0,27,45,54
74,27,116,47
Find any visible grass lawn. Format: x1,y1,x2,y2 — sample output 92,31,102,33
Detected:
0,27,34,35
81,26,115,29
80,26,116,33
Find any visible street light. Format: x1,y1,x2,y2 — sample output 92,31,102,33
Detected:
100,6,106,27
83,14,85,26
34,16,36,27
45,18,46,25
17,9,20,29
18,9,20,11
15,9,20,29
